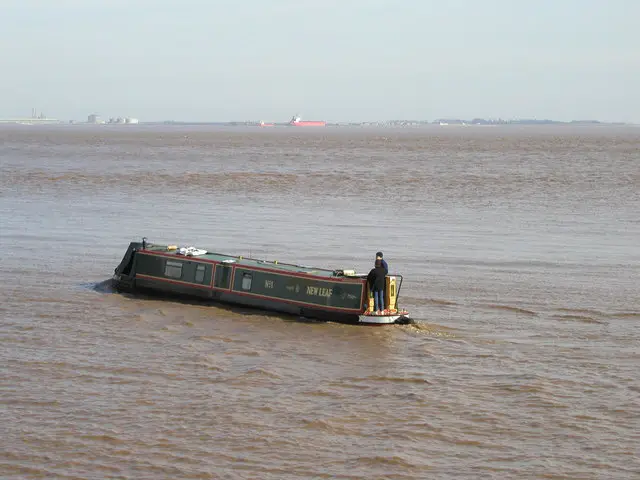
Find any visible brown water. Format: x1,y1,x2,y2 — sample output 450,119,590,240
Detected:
1,125,639,479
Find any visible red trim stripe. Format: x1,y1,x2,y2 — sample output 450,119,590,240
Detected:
135,273,363,313
222,289,363,313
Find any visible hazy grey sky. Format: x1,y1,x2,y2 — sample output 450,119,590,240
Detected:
1,0,638,122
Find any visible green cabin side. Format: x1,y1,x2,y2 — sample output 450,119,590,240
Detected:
131,252,365,313
134,253,214,288
229,267,364,312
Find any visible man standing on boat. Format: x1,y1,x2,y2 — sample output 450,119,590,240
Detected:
367,259,387,315
375,252,389,311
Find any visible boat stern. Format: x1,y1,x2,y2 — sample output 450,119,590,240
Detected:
358,274,411,324
358,309,411,325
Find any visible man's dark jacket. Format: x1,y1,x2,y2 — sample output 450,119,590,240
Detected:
367,266,387,291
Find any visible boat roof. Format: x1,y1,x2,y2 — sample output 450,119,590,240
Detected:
142,243,361,279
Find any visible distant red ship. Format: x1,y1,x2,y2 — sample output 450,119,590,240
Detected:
288,114,326,127
259,121,274,127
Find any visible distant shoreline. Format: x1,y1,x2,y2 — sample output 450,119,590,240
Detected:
158,120,633,127
0,119,636,127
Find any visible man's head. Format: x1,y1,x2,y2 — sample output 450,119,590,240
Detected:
376,251,383,259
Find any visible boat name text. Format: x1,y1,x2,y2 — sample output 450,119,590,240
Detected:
306,286,333,297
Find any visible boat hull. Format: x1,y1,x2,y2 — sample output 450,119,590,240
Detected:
114,273,361,323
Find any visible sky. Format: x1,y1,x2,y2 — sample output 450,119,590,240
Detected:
1,0,638,123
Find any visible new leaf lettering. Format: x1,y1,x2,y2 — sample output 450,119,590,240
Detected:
306,286,333,298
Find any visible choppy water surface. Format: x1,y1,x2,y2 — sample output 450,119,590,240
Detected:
1,125,639,479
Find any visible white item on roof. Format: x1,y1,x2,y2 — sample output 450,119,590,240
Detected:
177,246,208,256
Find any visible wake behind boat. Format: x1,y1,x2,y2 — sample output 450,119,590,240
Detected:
112,238,411,325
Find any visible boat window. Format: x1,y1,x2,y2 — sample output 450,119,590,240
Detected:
242,273,252,290
164,260,183,279
195,264,205,283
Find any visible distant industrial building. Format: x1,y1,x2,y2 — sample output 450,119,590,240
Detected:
0,108,60,124
86,114,138,125
106,117,139,124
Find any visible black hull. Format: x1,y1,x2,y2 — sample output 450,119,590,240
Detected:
113,276,361,324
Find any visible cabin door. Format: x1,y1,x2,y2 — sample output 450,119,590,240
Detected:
213,264,232,290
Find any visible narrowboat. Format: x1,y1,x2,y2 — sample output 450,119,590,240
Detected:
112,238,411,325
